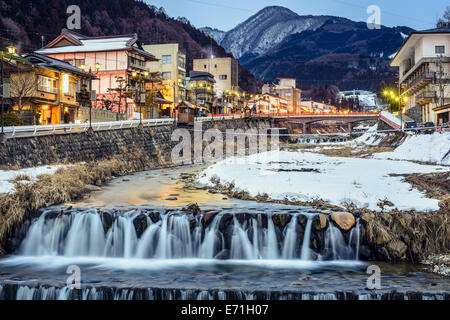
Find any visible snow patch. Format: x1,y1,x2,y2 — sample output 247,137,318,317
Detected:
198,151,448,211
0,165,65,194
374,132,450,165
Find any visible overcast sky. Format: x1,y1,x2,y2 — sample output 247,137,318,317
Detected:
146,0,448,31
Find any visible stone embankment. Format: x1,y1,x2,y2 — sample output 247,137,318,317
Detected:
0,118,271,168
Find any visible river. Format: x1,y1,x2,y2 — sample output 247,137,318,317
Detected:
0,165,448,300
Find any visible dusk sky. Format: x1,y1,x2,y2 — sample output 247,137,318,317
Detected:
147,0,448,31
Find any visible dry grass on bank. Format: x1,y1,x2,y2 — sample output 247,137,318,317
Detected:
363,210,450,261
284,144,395,158
0,152,157,255
203,176,449,262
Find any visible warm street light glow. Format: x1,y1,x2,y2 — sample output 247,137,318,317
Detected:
383,91,388,95
6,46,16,55
395,97,399,101
144,71,149,77
132,71,137,78
80,64,86,71
403,96,409,102
95,63,101,71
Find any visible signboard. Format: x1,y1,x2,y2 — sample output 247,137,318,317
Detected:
2,83,10,98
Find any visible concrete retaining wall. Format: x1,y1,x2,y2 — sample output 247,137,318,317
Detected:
0,119,271,168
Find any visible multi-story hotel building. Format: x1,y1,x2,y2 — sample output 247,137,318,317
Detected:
391,23,450,125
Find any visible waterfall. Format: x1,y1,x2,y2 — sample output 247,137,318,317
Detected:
300,217,313,260
15,208,360,261
1,283,445,300
281,214,299,259
323,217,360,260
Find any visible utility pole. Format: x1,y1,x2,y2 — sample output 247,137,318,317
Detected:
436,54,446,108
1,53,5,143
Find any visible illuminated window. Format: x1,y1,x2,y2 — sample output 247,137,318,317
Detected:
38,76,57,93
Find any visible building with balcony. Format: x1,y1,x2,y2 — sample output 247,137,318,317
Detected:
143,43,187,117
262,78,302,114
193,57,239,94
248,94,288,114
35,29,157,118
186,71,216,114
8,53,96,125
391,23,450,124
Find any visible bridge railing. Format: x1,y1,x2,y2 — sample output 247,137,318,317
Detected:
2,111,380,138
3,118,176,138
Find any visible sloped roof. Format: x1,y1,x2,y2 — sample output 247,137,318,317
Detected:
189,71,216,82
36,29,156,61
390,25,450,66
24,52,97,78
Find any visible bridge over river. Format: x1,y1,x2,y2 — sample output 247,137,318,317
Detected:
0,112,379,139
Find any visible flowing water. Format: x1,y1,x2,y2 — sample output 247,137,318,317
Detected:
0,165,448,300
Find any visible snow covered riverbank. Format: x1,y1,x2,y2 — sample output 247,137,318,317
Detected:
198,150,449,212
373,132,450,165
0,165,64,194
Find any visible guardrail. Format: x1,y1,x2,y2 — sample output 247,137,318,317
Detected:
2,111,381,138
3,118,175,138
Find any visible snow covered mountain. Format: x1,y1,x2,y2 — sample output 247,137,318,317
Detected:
200,6,414,90
199,27,227,44
202,6,332,59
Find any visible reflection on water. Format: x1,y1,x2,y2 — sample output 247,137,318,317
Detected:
70,165,239,208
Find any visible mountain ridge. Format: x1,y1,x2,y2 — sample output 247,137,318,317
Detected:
200,6,414,90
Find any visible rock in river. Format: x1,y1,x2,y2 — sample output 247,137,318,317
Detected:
331,212,355,231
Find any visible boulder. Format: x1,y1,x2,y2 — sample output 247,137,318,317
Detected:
219,213,233,232
272,214,292,229
100,211,113,231
313,214,328,230
297,214,308,227
182,203,201,216
133,214,148,238
331,212,355,231
202,211,220,227
148,211,161,223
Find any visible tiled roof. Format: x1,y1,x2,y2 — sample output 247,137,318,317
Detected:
35,29,156,61
24,52,96,78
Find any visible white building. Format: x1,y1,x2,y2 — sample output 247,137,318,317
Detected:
390,22,450,125
339,90,378,109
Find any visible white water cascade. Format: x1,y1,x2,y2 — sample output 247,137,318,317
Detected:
17,208,360,261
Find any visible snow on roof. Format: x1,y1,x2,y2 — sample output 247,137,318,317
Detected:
36,37,135,54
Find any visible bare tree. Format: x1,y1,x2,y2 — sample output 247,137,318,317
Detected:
438,6,450,23
10,69,36,112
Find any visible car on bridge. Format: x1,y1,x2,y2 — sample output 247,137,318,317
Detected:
422,122,435,134
405,121,419,133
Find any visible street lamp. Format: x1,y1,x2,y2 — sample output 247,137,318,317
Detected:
85,63,101,132
1,45,17,143
132,71,148,127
